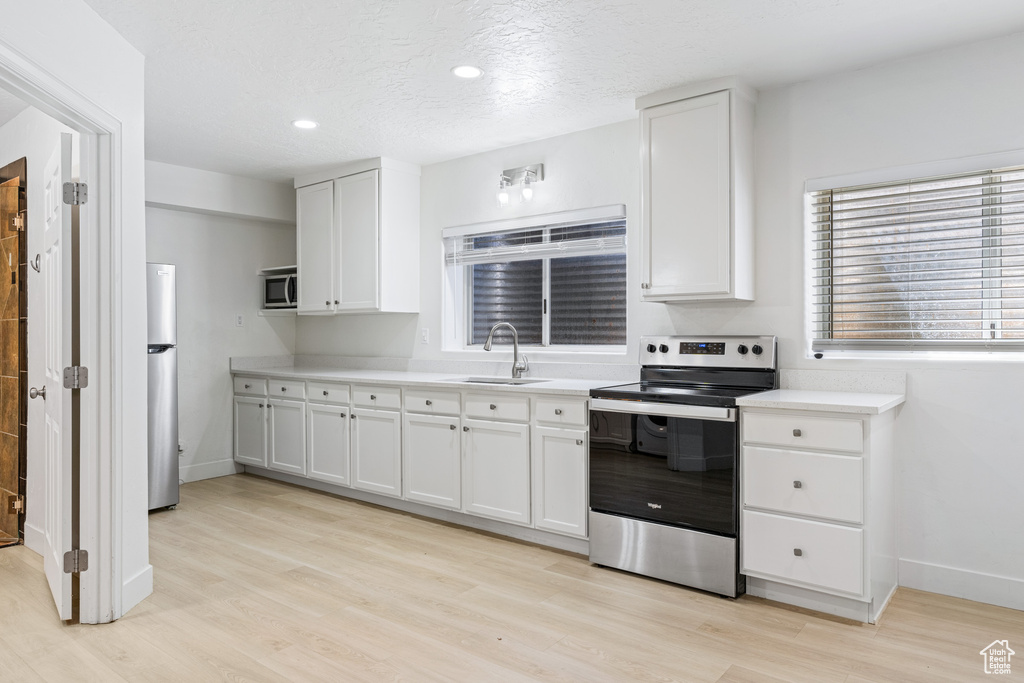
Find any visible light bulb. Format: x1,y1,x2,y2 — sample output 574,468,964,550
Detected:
497,175,510,207
521,172,533,202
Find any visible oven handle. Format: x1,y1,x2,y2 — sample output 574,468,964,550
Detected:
590,398,736,422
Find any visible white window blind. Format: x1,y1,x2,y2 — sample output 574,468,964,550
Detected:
811,165,1024,350
443,208,627,347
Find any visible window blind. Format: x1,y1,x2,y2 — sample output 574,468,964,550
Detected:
445,220,627,266
811,165,1024,350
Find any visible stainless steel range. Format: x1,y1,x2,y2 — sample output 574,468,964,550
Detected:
588,335,778,597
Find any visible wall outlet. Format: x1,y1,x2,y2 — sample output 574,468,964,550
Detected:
235,313,244,327
420,327,429,344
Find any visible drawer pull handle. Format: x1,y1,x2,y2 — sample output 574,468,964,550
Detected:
340,413,346,418
425,399,432,406
463,426,469,432
576,439,584,445
793,548,803,557
450,424,456,430
793,480,802,489
281,387,287,392
792,428,802,437
244,383,251,389
323,390,329,396
554,408,562,415
351,414,356,419
326,300,330,306
370,394,377,400
258,403,264,408
490,404,497,410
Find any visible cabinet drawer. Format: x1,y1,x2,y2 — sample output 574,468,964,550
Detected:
307,381,350,405
234,377,267,396
269,379,306,399
742,510,864,596
743,412,863,454
353,385,402,410
743,446,863,523
404,389,460,416
533,397,587,427
465,393,530,423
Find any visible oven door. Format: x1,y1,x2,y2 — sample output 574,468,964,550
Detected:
589,398,738,537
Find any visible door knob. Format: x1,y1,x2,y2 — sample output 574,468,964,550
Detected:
463,426,469,432
450,424,456,430
555,408,562,415
425,400,432,406
29,386,46,400
792,428,802,437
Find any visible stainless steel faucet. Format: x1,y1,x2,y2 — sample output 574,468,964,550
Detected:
483,321,529,378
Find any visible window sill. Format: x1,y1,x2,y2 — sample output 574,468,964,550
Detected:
807,347,1024,363
441,346,629,364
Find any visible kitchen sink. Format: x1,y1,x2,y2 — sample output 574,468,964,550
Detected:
452,377,549,385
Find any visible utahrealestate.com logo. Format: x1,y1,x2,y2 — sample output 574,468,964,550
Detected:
980,640,1014,675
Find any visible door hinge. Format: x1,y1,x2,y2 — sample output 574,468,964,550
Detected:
63,366,89,389
12,213,24,231
62,182,88,206
63,549,89,574
7,494,23,513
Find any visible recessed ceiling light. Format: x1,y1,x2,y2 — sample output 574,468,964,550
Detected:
451,65,483,79
292,119,319,129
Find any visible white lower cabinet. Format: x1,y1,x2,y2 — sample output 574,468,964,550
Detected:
268,399,307,476
462,418,531,525
234,396,267,467
532,426,588,538
403,412,460,509
307,402,351,486
351,407,402,497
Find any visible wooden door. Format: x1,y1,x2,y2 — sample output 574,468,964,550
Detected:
533,426,588,537
462,418,530,525
307,402,350,486
296,180,335,314
403,412,460,509
351,407,401,497
233,396,267,467
268,399,306,475
335,170,379,311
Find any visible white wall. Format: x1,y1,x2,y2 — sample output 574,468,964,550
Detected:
294,31,1024,610
146,160,296,224
146,207,296,482
3,0,149,621
0,107,75,550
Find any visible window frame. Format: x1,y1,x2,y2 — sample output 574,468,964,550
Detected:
806,150,1024,358
442,205,628,355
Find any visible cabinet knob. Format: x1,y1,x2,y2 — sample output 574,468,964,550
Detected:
792,428,802,437
554,408,562,415
425,399,432,406
641,282,649,289
793,548,803,557
450,424,456,431
340,413,346,418
351,414,356,419
334,300,339,305
793,480,803,489
281,387,287,392
463,426,469,432
370,394,377,400
325,300,330,306
323,390,329,396
576,439,584,445
258,403,264,408
244,383,251,389
489,404,497,410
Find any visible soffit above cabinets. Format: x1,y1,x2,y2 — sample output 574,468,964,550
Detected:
81,0,1024,182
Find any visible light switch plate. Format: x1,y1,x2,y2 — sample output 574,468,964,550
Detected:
420,327,429,344
235,313,244,327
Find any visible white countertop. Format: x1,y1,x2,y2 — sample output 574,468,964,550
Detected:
736,389,905,415
233,366,618,396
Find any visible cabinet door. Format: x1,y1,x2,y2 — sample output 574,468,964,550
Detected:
308,402,350,486
296,180,335,314
641,90,731,298
233,396,267,467
351,407,401,497
462,419,530,525
533,426,588,538
403,413,460,509
335,169,379,311
268,399,307,475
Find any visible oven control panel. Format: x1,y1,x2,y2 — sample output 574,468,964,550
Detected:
639,335,777,369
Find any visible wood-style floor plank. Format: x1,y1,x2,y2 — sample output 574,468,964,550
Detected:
0,472,1022,681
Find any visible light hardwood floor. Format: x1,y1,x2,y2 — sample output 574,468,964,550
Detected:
1,473,1022,681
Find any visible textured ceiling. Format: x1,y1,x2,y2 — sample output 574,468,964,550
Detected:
0,87,28,130
82,0,1024,183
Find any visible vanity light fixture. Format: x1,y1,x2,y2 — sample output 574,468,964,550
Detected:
496,164,544,207
292,119,319,129
451,65,483,79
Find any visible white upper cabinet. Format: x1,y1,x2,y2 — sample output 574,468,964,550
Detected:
295,158,420,314
296,180,335,314
638,79,755,301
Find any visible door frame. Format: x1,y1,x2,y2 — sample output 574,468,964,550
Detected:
0,43,125,622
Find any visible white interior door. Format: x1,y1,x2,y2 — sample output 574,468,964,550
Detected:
40,133,73,619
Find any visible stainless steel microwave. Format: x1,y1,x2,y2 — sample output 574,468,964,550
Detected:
263,274,297,309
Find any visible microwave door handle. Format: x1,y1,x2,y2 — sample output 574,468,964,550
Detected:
285,274,293,306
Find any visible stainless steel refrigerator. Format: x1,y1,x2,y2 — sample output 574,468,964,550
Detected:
147,262,179,510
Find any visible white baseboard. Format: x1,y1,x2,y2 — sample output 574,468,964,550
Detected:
180,459,242,483
899,559,1024,612
120,563,153,619
23,522,44,556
